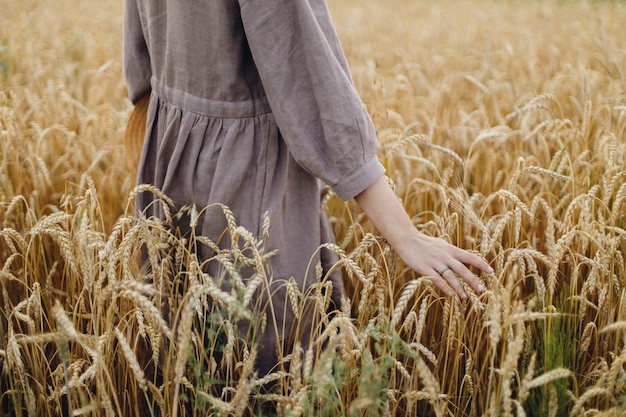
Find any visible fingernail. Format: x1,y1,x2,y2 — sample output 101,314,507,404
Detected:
477,284,486,292
487,266,495,274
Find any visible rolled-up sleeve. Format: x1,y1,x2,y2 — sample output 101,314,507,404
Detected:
239,0,385,200
123,0,152,104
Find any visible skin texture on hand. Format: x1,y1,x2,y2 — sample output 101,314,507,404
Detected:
354,176,493,299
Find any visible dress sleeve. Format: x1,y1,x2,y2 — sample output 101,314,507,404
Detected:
239,0,385,201
123,0,152,104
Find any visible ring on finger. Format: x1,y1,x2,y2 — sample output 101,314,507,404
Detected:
438,267,451,276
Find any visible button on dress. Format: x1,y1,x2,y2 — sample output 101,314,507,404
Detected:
123,0,385,374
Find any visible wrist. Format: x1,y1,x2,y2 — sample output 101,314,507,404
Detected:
385,227,424,253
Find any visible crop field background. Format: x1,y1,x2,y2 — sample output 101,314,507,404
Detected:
1,0,626,416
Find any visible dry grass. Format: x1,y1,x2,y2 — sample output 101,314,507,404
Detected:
1,0,626,416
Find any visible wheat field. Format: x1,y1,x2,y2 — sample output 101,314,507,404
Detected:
1,0,626,416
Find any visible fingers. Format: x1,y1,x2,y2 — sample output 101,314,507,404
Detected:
427,275,456,298
435,257,491,300
429,269,476,300
446,264,484,298
440,268,467,298
455,247,494,275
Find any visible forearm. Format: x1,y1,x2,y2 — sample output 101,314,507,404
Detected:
354,176,419,248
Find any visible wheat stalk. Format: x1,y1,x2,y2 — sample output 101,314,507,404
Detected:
114,327,147,391
391,279,424,328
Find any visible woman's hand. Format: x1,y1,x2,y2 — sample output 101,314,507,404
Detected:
389,230,490,298
354,176,493,299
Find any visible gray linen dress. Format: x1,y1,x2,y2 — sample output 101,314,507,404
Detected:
124,0,385,373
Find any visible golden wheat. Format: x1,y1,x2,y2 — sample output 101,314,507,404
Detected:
2,0,626,415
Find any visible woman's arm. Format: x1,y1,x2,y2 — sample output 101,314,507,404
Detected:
123,0,152,104
354,176,492,299
240,0,386,201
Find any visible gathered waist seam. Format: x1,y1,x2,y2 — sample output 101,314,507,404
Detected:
151,76,272,118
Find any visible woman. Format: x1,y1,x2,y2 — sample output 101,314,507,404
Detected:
123,0,493,375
